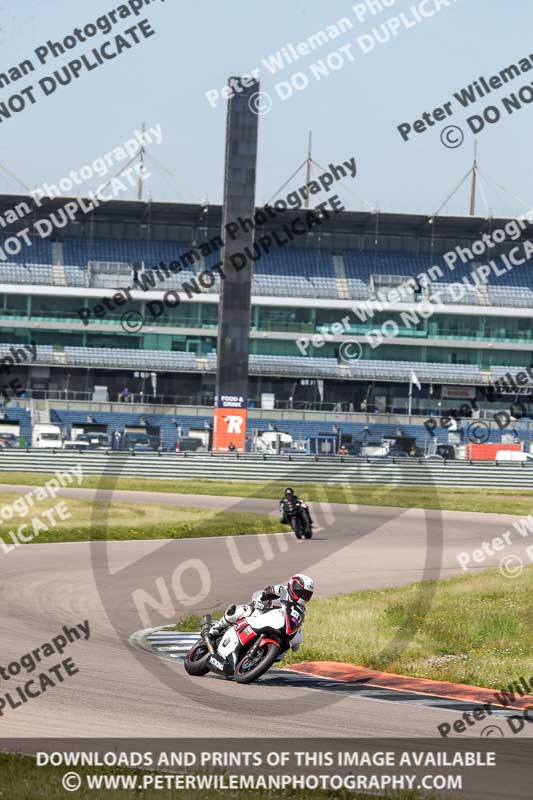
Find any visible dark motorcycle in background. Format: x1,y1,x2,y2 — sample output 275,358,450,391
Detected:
280,499,313,540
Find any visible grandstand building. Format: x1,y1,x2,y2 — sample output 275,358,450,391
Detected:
0,193,531,451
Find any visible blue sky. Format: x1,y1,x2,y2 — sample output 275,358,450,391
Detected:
0,0,531,218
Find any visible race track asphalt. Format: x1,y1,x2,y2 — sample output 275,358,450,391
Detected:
1,486,531,779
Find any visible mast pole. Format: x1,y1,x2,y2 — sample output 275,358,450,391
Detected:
469,140,478,216
137,121,146,201
304,131,312,209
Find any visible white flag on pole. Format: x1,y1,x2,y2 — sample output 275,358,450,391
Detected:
411,371,421,391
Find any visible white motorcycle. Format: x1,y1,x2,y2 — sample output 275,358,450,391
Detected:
184,600,305,684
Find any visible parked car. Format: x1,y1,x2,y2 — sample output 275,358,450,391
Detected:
0,432,18,448
92,433,111,449
63,439,90,451
74,434,92,446
495,450,533,462
123,432,154,451
81,433,111,449
176,436,204,453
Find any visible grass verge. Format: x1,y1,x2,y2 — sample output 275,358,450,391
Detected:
0,492,279,544
0,471,532,515
0,754,431,800
174,566,533,690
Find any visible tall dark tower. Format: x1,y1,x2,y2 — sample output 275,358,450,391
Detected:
213,78,259,452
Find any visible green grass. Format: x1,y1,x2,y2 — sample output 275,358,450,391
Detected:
288,565,533,688
174,566,533,690
171,611,224,632
0,491,279,543
0,754,430,800
0,471,532,516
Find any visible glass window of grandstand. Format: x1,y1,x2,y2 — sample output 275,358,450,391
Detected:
428,315,477,339
253,340,311,357
1,293,27,318
484,316,532,342
429,314,533,343
86,334,134,349
29,296,90,321
201,304,218,329
332,311,426,337
31,332,84,346
255,307,314,333
149,302,203,328
171,336,215,355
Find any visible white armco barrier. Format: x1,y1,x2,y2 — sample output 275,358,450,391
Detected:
0,450,531,488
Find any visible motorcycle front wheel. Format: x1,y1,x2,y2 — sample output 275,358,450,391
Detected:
184,638,210,676
234,642,280,684
290,516,303,539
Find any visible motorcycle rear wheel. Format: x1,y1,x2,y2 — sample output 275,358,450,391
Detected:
234,642,280,684
184,638,210,676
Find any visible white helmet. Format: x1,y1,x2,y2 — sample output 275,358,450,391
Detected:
287,574,314,603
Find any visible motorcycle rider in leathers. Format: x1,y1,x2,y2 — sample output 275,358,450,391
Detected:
279,487,314,526
207,574,314,653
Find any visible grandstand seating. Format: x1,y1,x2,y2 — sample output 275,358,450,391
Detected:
63,347,198,370
429,283,481,306
62,236,192,268
0,342,484,384
63,265,86,286
0,344,54,360
2,235,532,308
0,263,55,285
349,360,482,383
487,286,533,308
0,238,52,264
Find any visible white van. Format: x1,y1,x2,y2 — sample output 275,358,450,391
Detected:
495,450,533,462
33,423,62,449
